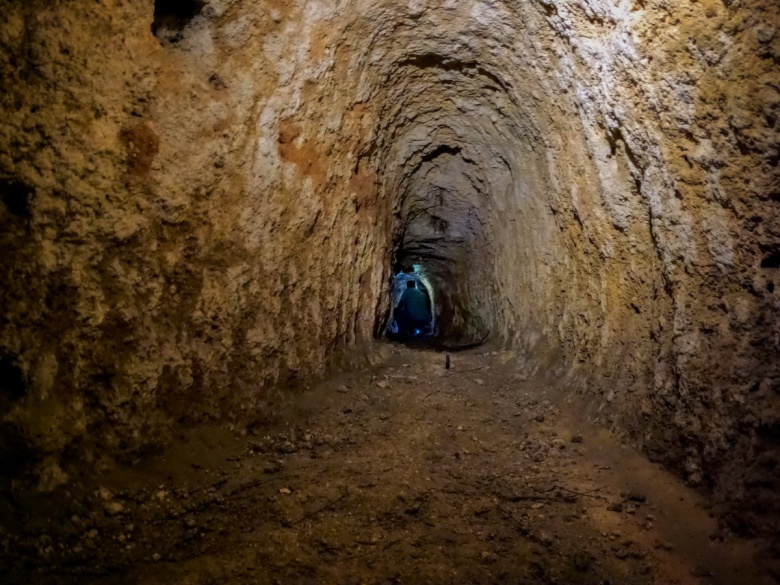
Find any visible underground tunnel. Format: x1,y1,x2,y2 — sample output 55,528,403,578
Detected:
1,0,779,582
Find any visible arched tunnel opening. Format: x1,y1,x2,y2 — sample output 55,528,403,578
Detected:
386,141,496,348
1,0,779,582
385,143,508,348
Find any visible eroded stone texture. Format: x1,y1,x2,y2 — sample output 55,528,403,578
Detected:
0,0,778,535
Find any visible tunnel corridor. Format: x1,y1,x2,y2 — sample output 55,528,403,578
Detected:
1,0,779,582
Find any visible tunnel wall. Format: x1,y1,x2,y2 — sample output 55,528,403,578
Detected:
0,0,393,485
1,0,779,536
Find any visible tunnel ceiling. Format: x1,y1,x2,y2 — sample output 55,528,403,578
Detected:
1,0,779,537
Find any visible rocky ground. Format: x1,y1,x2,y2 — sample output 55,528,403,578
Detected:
1,346,777,584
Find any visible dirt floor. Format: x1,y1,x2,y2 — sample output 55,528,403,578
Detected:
2,345,778,584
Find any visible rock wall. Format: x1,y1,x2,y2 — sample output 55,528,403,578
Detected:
0,0,391,486
1,0,778,535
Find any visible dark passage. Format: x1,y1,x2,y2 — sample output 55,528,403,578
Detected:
388,142,497,349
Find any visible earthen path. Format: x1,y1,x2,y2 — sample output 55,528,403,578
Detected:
4,347,775,584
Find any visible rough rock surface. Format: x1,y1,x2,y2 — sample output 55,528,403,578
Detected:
1,0,779,539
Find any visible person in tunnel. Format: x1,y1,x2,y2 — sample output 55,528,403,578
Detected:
394,279,432,337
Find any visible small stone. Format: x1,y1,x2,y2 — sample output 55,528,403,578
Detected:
615,548,630,559
377,380,388,389
571,434,584,443
104,501,124,515
607,502,623,513
535,414,545,423
627,491,646,503
279,441,298,454
152,553,161,562
757,26,775,44
263,460,283,474
480,550,498,563
279,487,292,495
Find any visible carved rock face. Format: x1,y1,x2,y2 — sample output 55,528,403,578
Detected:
0,0,778,536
